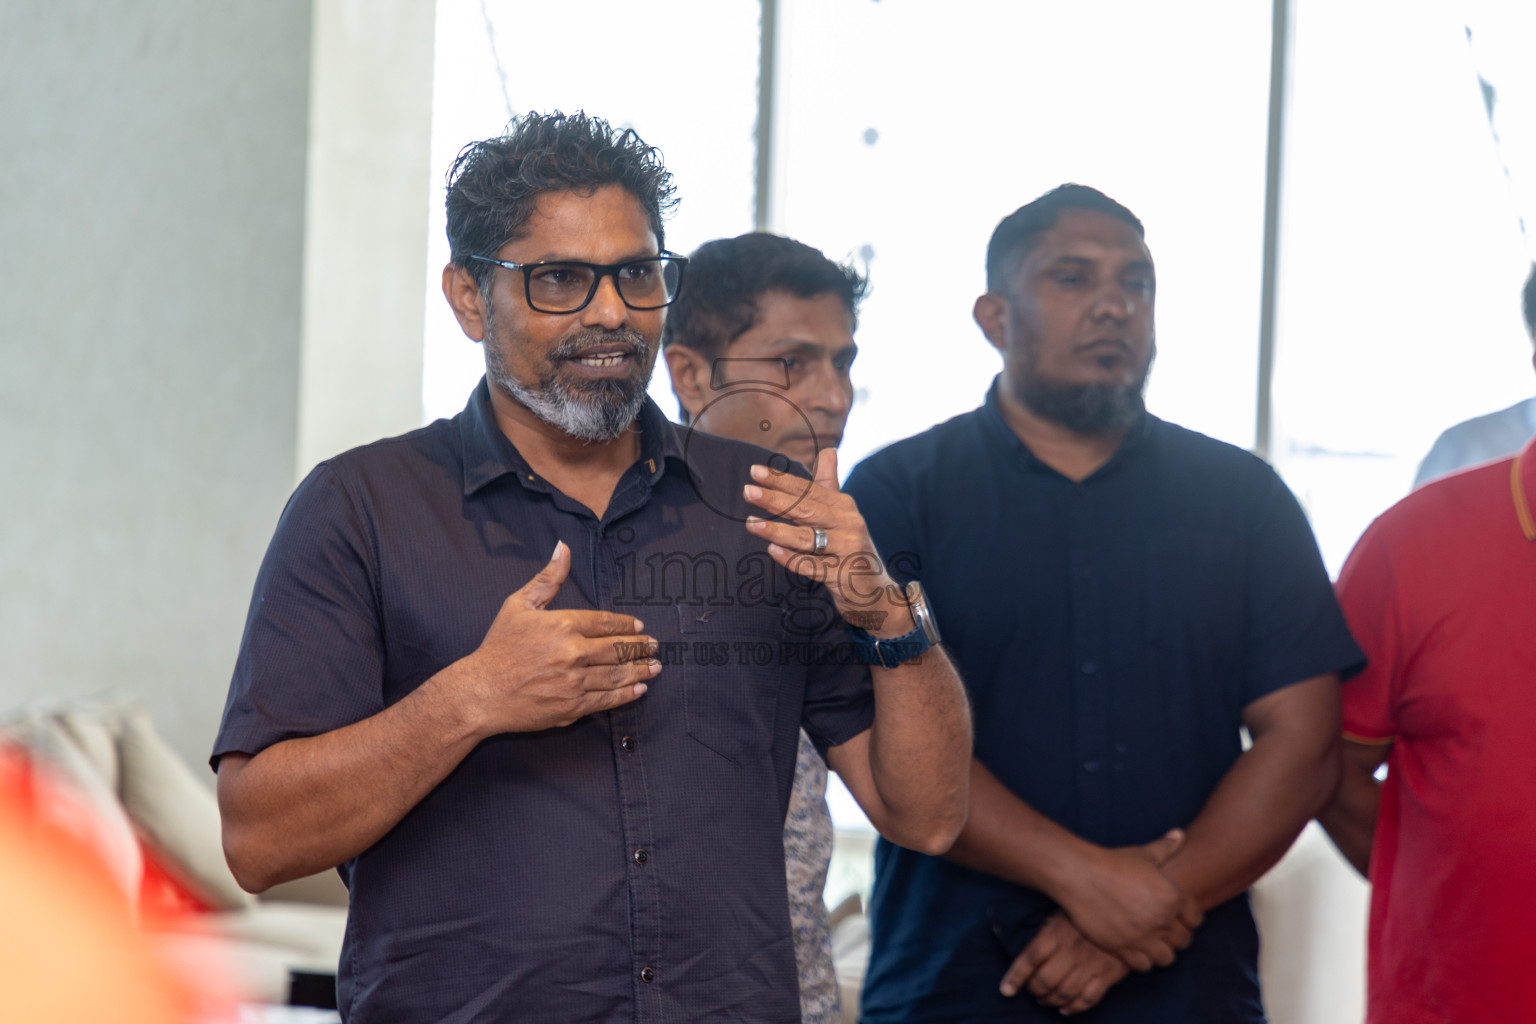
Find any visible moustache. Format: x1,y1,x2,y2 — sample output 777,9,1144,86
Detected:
549,327,653,364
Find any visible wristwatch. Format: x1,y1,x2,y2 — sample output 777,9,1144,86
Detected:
848,581,943,668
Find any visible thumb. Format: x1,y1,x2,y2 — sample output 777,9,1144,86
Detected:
511,540,571,611
1142,828,1185,867
813,446,840,491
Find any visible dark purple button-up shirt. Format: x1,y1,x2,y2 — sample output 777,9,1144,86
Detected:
214,380,875,1023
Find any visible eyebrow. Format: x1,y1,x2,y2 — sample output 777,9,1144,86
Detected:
1044,255,1155,274
524,249,662,265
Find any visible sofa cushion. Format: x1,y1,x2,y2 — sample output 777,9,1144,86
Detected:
116,707,255,911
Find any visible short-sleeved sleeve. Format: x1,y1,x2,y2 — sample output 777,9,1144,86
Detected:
211,463,387,769
1333,516,1402,742
1240,468,1367,703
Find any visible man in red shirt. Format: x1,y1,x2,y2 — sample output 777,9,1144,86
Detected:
1321,433,1536,1023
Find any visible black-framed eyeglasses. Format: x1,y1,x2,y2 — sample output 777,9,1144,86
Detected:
469,252,688,314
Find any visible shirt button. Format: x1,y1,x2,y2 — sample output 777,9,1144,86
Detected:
620,735,636,753
640,967,656,983
633,848,649,864
1083,760,1102,773
1080,661,1098,675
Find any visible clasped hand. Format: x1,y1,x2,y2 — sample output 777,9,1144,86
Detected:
1002,830,1203,1014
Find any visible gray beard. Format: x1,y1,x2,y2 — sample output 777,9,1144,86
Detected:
484,310,654,442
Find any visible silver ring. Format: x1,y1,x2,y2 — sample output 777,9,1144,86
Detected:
811,528,828,556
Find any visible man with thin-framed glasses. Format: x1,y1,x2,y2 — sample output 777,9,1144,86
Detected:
210,111,971,1023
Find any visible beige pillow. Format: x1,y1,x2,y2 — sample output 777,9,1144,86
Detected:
55,708,123,794
116,708,255,911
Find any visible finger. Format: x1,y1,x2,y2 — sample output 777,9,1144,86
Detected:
583,635,656,667
1142,828,1185,866
1147,939,1176,969
510,541,572,612
1025,952,1074,1000
561,609,648,639
761,541,828,583
1117,947,1153,973
585,679,650,712
1001,929,1064,997
595,658,662,691
812,447,840,491
1062,977,1111,1016
743,478,829,524
745,517,833,557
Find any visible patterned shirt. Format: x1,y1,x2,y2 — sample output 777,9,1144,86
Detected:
785,728,839,1024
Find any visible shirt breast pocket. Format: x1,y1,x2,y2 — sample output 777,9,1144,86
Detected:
678,604,786,765
1143,529,1244,658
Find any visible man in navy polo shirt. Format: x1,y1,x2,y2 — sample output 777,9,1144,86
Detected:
846,184,1363,1021
211,112,971,1023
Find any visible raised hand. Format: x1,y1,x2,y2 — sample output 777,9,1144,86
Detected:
742,449,908,633
452,541,660,736
1053,829,1203,972
1000,913,1129,1015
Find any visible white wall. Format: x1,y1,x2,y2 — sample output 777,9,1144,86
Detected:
0,0,434,771
0,0,313,770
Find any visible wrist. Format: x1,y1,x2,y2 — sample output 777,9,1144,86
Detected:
1037,834,1105,907
840,578,916,639
418,658,495,744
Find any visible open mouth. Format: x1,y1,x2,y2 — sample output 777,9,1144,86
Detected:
572,352,631,368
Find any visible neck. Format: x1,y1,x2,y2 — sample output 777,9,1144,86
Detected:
994,385,1128,483
487,386,644,518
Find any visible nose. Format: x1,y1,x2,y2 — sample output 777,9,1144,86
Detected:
1092,282,1135,322
581,271,629,330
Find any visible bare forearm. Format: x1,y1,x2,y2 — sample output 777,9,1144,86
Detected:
945,759,1093,898
1161,727,1340,911
866,647,972,851
218,665,483,891
1317,741,1389,877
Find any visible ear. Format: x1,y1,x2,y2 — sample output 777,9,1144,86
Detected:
443,263,488,342
973,292,1008,354
664,344,711,421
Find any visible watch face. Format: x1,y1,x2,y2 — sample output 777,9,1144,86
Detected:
904,581,941,644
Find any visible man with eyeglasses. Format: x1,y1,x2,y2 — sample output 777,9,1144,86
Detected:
661,231,867,1024
210,111,970,1024
845,185,1363,1021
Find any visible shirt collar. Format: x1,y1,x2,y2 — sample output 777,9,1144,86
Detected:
979,374,1152,475
1512,433,1536,542
458,377,685,497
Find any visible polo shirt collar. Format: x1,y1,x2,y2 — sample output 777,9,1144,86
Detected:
978,374,1152,476
457,376,684,496
1513,433,1536,542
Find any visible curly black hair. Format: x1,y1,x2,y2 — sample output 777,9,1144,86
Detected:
661,232,866,360
985,184,1145,293
445,110,678,292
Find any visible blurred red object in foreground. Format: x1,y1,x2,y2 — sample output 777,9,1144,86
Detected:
0,742,219,1022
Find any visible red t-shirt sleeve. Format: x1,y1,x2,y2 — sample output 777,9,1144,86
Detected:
1334,516,1402,743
